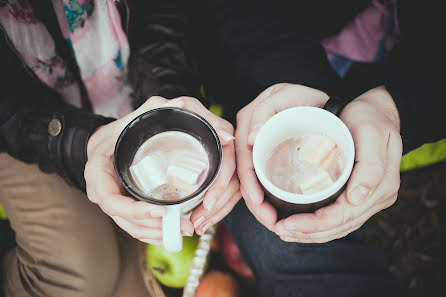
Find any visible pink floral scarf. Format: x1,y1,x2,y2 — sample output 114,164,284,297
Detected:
0,0,133,118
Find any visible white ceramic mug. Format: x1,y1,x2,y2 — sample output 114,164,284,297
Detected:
114,108,222,252
253,106,355,217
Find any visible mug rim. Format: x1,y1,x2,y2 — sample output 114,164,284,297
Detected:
114,107,222,205
252,106,355,205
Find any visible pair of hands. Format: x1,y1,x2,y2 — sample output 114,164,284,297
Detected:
85,96,240,246
85,83,403,246
236,83,403,243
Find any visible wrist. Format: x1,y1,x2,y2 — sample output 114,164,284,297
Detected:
355,86,400,131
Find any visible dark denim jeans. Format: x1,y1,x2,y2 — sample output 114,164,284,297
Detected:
224,200,402,297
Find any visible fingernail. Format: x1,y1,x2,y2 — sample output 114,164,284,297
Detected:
248,126,261,145
247,133,256,146
181,229,194,237
202,222,212,234
349,186,370,205
205,198,216,211
193,216,205,229
150,209,165,218
218,130,235,142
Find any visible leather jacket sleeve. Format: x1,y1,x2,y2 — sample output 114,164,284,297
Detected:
126,0,201,109
0,32,114,191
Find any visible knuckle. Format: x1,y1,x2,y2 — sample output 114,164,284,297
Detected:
145,96,165,106
341,211,355,225
236,110,245,123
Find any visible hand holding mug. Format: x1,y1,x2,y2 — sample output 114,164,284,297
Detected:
235,83,330,230
85,97,195,247
170,97,241,236
275,86,402,243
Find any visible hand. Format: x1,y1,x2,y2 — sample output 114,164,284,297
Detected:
235,83,329,231
85,96,196,246
275,86,402,243
174,97,241,236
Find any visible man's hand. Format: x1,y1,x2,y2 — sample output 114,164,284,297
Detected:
235,83,329,231
275,86,402,243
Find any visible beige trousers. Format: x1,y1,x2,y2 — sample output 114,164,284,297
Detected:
0,153,150,297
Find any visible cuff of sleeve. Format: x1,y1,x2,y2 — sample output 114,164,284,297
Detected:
48,111,115,191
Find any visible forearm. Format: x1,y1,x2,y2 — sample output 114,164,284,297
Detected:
1,37,114,191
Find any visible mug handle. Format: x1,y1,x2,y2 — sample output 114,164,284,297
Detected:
323,96,350,116
162,204,182,253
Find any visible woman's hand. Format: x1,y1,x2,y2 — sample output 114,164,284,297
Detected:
85,96,194,246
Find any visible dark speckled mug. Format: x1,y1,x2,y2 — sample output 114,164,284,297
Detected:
252,103,355,219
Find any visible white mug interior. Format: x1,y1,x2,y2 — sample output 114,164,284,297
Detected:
253,106,355,205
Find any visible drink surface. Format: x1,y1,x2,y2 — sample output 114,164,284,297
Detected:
266,132,344,194
131,131,209,200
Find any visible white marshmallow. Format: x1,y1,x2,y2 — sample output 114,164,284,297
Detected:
167,151,208,185
130,152,168,195
299,170,333,194
299,134,337,167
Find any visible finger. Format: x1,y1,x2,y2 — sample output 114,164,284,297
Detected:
127,217,162,229
244,197,277,231
276,161,400,236
275,193,351,234
116,97,186,132
235,107,264,205
126,218,194,237
180,218,195,237
346,124,388,205
279,194,396,243
247,85,328,145
196,190,242,235
140,239,164,246
112,216,163,240
217,129,235,145
191,175,241,227
202,143,236,211
86,156,166,220
195,174,239,218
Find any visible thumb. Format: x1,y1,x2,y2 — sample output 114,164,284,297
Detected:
346,125,387,205
247,85,329,146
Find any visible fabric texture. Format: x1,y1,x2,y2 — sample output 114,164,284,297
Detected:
224,201,403,297
0,0,132,118
0,153,150,297
322,0,399,77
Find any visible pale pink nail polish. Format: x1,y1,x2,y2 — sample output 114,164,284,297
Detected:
202,222,212,234
218,130,235,142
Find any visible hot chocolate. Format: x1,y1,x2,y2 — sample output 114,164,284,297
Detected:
130,131,209,200
266,132,343,194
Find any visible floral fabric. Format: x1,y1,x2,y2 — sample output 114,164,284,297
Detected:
0,0,133,118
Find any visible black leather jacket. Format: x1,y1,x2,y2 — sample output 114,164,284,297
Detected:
0,0,199,191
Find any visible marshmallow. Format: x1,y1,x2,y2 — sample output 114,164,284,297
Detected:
299,170,333,194
130,152,168,195
299,134,337,167
167,151,208,185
